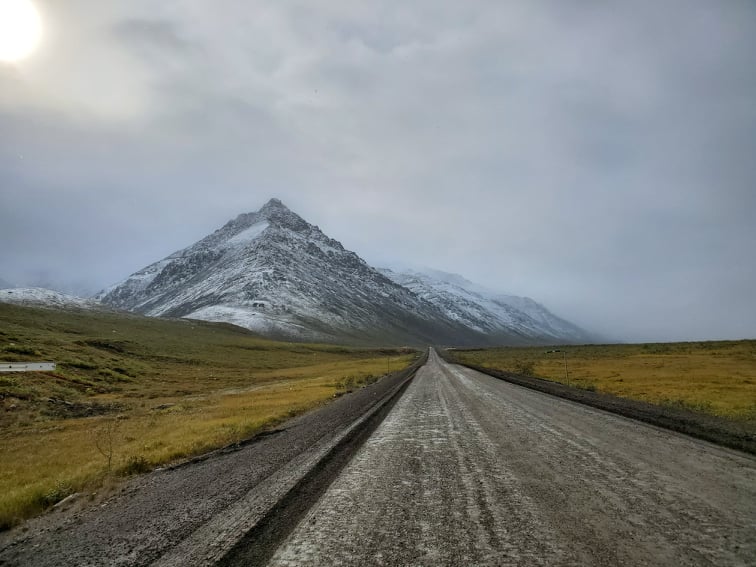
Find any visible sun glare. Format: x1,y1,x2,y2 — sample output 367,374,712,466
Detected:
0,0,42,63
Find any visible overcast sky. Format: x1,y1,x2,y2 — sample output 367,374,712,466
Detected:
1,0,755,342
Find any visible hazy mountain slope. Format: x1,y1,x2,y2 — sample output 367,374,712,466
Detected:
98,199,482,345
379,268,595,344
0,288,103,310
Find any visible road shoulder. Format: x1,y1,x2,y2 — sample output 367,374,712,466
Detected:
439,348,756,454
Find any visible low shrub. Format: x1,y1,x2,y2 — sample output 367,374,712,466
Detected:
35,480,74,508
4,345,40,356
65,360,97,370
120,455,151,476
513,360,535,376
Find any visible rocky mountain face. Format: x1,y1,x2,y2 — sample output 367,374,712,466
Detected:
98,199,483,344
379,268,595,344
98,199,592,346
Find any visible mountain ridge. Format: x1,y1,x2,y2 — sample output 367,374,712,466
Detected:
379,267,595,344
0,288,105,311
97,198,593,346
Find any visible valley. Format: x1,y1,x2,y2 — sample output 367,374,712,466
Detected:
2,204,753,564
2,1,752,563
1,349,753,566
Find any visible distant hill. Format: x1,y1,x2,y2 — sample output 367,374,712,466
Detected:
0,288,103,310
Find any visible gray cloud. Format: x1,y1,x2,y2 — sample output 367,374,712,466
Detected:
113,18,194,53
2,0,755,341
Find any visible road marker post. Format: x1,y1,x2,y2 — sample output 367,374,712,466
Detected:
545,349,568,386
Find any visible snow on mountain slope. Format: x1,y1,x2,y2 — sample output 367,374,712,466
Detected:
98,199,479,345
0,288,103,310
379,268,595,343
98,198,594,345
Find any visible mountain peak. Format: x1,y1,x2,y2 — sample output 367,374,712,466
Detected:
255,197,309,232
260,197,288,213
223,198,303,235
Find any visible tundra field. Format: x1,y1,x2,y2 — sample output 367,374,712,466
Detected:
0,303,415,530
452,341,756,424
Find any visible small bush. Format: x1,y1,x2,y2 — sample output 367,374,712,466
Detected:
65,360,97,370
0,376,19,388
84,339,127,353
4,345,40,356
513,360,535,376
336,373,379,393
35,480,73,508
338,375,357,392
120,455,151,476
662,398,714,413
112,367,135,378
93,418,121,472
98,368,132,383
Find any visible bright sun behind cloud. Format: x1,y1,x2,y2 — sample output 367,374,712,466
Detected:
0,0,42,63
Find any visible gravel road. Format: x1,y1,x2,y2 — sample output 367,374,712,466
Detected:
267,349,756,566
0,358,421,567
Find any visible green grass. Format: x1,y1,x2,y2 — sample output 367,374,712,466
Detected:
0,303,417,530
453,340,756,422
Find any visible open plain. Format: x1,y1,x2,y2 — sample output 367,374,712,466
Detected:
1,348,754,565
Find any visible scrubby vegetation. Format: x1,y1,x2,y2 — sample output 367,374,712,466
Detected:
453,341,756,423
0,303,416,530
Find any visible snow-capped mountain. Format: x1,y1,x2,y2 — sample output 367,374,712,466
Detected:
379,268,595,344
98,198,593,345
97,199,481,345
0,288,103,310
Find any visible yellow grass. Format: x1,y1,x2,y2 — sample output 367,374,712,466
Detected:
0,303,416,529
454,340,756,421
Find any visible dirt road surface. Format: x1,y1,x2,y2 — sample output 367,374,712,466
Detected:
266,349,756,566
